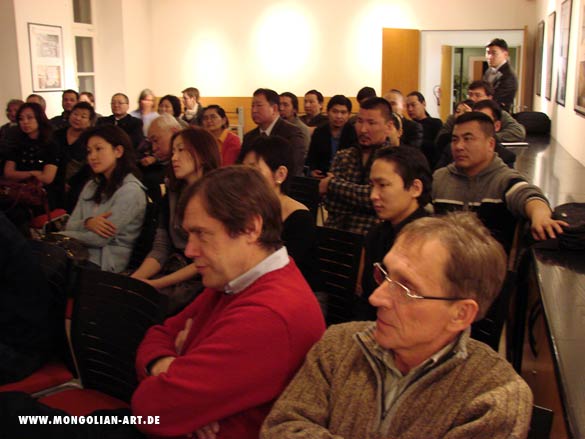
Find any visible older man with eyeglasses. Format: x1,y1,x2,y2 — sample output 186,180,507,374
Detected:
261,212,533,439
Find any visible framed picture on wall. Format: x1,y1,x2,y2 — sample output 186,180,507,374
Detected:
535,21,545,97
575,0,585,114
557,0,572,106
545,12,556,100
28,23,64,92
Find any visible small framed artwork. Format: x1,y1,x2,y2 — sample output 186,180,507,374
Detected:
535,21,545,97
575,0,585,114
28,23,64,92
556,0,572,105
545,11,556,100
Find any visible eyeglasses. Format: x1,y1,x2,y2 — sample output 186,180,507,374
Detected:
202,114,220,121
372,263,466,301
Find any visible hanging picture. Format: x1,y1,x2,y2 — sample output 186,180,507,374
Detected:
545,12,556,100
575,0,585,114
535,21,545,97
556,0,573,105
28,23,64,92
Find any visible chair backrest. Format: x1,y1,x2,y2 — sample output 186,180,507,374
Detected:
127,195,159,271
528,405,554,439
70,268,168,403
513,111,551,136
289,176,321,220
316,226,363,325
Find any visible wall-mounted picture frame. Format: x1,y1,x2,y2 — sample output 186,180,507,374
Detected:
575,0,585,114
545,11,556,100
535,21,545,97
28,23,64,92
556,0,573,106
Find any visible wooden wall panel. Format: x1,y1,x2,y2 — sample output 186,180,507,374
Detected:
382,29,420,96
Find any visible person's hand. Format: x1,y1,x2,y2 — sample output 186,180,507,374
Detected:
530,215,568,240
318,173,334,196
175,318,193,355
150,356,175,376
311,169,325,178
140,156,157,167
192,421,220,439
84,212,117,238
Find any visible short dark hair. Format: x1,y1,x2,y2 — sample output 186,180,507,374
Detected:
16,102,52,143
168,127,221,192
305,89,324,104
453,111,495,139
357,86,377,103
326,94,352,112
280,92,299,113
253,88,280,107
359,97,392,121
80,125,140,204
112,93,129,104
237,135,294,195
71,101,96,122
373,146,432,206
26,94,46,110
406,91,426,104
203,105,230,129
468,80,494,97
63,89,79,100
179,166,282,251
486,38,508,51
473,99,502,122
159,94,183,118
6,99,24,111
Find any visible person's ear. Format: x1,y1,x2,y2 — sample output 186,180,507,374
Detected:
409,179,423,199
447,299,478,332
114,145,124,158
244,214,263,243
274,165,288,185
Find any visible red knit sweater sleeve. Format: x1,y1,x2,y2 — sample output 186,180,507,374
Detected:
132,302,302,437
134,297,201,382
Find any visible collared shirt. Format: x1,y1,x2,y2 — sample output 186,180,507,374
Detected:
261,117,279,136
356,324,466,419
485,60,508,84
224,246,289,295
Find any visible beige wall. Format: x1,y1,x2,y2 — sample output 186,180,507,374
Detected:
1,0,542,127
533,0,585,167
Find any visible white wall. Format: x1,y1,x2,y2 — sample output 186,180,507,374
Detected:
533,0,585,166
1,0,537,123
11,0,78,118
0,0,22,114
149,0,536,100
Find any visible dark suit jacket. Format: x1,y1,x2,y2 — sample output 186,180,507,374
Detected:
484,62,518,112
241,118,306,176
306,122,356,174
96,114,144,149
401,117,423,148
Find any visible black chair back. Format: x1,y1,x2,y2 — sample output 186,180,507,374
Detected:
316,226,363,325
127,195,158,271
70,268,168,403
289,176,321,221
528,405,554,439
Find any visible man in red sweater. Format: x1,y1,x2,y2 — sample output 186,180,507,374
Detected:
131,166,326,438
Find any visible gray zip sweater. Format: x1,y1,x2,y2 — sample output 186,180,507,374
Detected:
432,156,548,251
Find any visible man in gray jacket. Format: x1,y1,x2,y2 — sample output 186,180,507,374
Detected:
433,111,566,252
